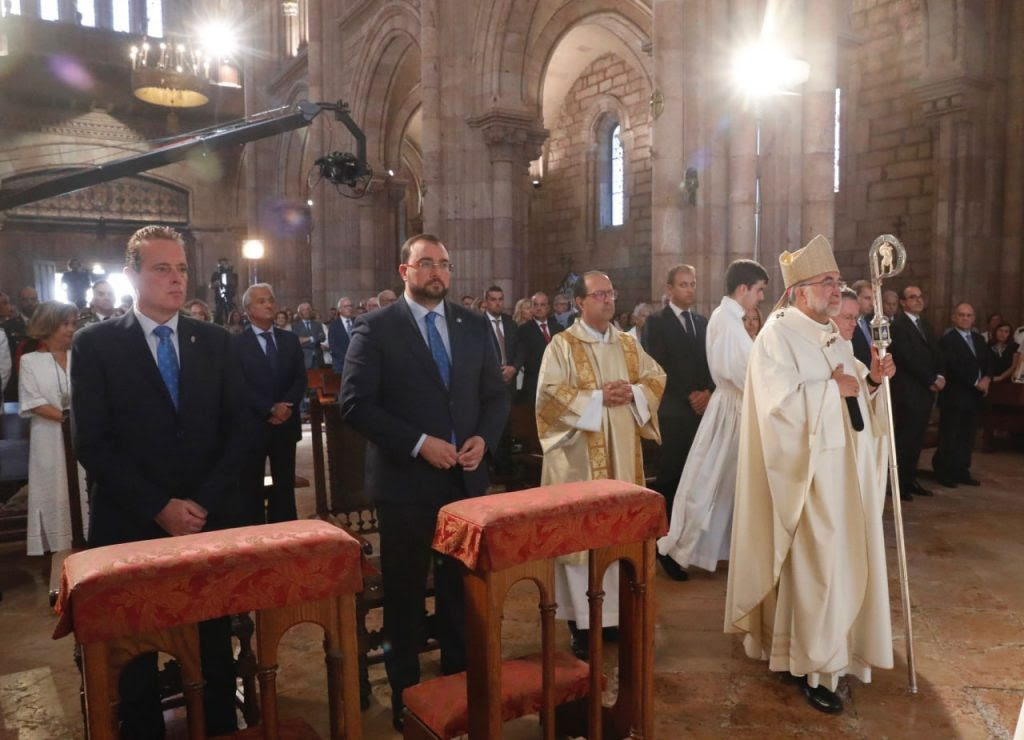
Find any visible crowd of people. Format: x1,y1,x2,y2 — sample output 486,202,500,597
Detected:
0,225,1022,733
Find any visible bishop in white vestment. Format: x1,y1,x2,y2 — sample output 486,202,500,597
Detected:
536,271,664,655
725,236,895,715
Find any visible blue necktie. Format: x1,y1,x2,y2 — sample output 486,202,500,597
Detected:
262,330,278,371
153,325,179,409
424,311,451,389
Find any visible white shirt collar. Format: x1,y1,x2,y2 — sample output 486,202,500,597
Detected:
904,311,920,321
669,302,693,319
579,320,613,343
133,305,179,336
406,295,446,323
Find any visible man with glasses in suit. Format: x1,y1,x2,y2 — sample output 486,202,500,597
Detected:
340,234,508,731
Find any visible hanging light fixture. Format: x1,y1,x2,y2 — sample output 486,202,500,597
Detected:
128,22,242,108
282,1,300,17
130,39,212,108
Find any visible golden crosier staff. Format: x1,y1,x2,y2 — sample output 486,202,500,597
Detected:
868,233,918,694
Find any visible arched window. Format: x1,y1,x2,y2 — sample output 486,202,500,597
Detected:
610,124,624,226
598,118,626,228
146,0,163,37
111,0,130,31
76,0,95,27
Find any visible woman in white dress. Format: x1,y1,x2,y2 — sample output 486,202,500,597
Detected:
18,301,86,555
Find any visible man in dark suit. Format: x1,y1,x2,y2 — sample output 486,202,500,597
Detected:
3,286,39,403
849,279,875,367
889,285,944,499
933,302,991,488
294,301,326,368
71,225,243,737
327,296,356,375
235,282,307,524
482,285,521,391
514,291,563,406
340,233,509,731
641,264,713,581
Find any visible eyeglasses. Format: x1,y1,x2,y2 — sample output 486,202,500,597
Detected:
585,290,618,301
405,259,454,273
800,278,846,292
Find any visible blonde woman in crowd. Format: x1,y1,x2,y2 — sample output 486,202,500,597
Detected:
512,297,534,325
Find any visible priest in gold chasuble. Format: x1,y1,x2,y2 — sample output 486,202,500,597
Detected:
536,271,665,658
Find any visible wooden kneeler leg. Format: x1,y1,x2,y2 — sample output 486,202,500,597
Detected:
82,625,206,740
258,596,362,740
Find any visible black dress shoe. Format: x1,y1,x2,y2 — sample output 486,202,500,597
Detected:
392,705,405,733
568,621,589,660
900,492,913,502
935,477,959,489
658,553,689,581
910,481,934,497
959,476,981,486
800,681,843,714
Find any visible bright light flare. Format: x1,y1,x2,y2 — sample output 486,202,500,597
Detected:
198,21,238,59
242,239,265,260
733,43,810,98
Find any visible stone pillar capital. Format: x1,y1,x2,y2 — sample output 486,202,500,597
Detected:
467,109,548,164
913,74,992,120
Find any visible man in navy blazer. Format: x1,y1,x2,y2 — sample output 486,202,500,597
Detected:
933,302,991,487
641,264,713,581
326,295,355,375
71,225,242,736
235,283,307,524
340,233,508,731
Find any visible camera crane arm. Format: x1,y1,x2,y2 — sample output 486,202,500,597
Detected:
0,100,365,212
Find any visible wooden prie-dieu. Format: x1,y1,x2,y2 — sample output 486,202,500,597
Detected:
402,479,668,739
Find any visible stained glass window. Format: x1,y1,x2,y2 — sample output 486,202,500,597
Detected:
610,124,624,226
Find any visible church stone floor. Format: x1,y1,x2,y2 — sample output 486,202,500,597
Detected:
1,437,1021,738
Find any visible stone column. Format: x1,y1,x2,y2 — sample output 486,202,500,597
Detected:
467,110,547,299
650,0,685,299
800,0,837,243
914,77,992,322
1001,1,1024,321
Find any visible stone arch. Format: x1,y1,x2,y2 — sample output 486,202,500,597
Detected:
349,2,422,169
475,0,651,116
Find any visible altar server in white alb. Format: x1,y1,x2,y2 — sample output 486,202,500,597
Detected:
725,235,896,716
658,259,768,575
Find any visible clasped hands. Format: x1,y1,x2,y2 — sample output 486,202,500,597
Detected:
420,435,486,471
156,498,208,536
602,380,634,407
268,402,293,425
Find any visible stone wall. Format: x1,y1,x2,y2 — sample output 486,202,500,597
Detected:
528,53,652,312
835,0,934,293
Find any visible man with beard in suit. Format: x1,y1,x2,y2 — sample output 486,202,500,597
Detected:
235,282,307,524
71,225,243,736
889,285,944,499
641,264,713,580
340,233,508,731
514,291,564,406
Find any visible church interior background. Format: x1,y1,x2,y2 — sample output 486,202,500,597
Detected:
1,0,1022,737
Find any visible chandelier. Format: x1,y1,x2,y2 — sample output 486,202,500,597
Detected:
129,33,242,109
129,40,212,108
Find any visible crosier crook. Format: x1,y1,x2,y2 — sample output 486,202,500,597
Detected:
868,233,918,694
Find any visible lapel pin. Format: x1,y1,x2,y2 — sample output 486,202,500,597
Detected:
457,318,462,323
191,335,196,343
